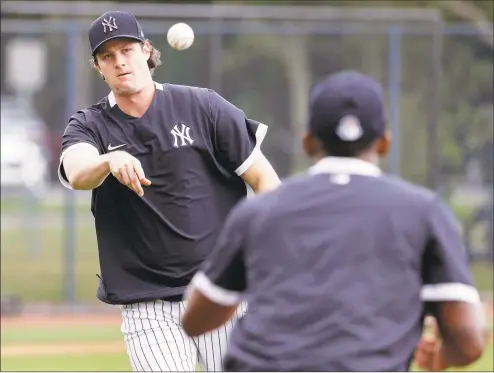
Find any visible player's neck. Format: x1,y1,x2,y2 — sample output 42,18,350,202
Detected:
113,81,156,118
355,153,380,166
316,153,380,166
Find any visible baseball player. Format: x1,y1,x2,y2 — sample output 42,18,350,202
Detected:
58,11,280,372
182,71,489,371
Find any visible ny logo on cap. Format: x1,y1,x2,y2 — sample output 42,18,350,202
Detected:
102,16,118,33
336,115,363,141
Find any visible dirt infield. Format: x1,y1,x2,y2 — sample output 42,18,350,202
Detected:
2,342,126,357
1,314,121,327
1,302,493,358
1,313,125,358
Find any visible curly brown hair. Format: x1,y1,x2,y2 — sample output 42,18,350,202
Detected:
89,40,162,80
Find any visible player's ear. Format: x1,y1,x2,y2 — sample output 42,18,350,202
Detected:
302,133,322,158
92,58,105,81
142,41,151,59
377,130,391,157
96,67,105,81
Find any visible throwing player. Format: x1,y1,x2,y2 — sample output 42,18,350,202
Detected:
58,11,280,372
182,71,489,371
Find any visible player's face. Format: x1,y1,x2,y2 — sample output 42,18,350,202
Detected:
95,38,152,95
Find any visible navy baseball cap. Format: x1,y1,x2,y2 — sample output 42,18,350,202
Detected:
89,11,146,55
308,71,386,148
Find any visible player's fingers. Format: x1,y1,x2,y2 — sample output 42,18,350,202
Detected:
425,316,439,336
126,164,143,196
110,168,125,185
118,165,132,186
133,159,152,186
414,355,430,370
140,177,152,186
414,343,435,370
423,319,441,345
431,342,446,371
418,338,437,353
133,174,144,196
413,354,431,371
413,346,424,360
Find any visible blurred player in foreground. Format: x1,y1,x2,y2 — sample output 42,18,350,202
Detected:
58,10,280,372
182,71,489,371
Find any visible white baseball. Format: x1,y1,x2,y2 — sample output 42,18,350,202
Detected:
167,22,194,51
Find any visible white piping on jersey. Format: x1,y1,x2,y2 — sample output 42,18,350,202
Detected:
108,81,164,108
421,282,480,304
234,123,268,177
309,157,382,177
186,271,242,306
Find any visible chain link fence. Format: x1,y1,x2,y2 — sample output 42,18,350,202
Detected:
1,3,492,303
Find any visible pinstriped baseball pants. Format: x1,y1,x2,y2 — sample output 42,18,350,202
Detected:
121,300,247,372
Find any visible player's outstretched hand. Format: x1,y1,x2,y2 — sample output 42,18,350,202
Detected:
107,150,152,196
414,316,448,371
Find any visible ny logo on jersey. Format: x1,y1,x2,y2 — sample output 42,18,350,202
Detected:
170,123,194,148
102,17,118,33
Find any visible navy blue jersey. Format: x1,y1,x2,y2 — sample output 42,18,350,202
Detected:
191,157,479,371
58,83,268,304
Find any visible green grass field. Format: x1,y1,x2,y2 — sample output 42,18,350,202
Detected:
1,198,493,371
2,199,493,302
2,355,130,372
1,320,492,372
1,321,130,371
2,355,130,371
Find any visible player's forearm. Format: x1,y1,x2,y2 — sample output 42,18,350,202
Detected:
182,290,239,337
440,325,487,368
439,339,483,368
422,294,489,370
242,153,281,194
253,172,281,193
66,154,111,190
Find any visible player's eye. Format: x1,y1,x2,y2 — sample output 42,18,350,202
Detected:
123,48,132,53
103,54,112,60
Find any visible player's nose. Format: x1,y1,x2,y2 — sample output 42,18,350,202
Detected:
114,53,126,68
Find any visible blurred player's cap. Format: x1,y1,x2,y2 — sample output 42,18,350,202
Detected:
308,71,386,145
89,11,146,55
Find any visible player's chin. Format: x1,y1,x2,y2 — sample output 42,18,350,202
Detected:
114,81,138,95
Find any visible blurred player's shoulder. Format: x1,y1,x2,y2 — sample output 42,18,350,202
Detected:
379,173,439,205
269,170,440,212
231,172,315,216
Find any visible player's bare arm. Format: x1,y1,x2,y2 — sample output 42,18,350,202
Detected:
63,144,109,190
240,151,281,193
414,301,489,370
182,289,239,337
437,301,489,367
64,146,151,196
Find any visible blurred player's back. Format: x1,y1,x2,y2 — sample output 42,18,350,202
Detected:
223,161,450,371
182,71,485,372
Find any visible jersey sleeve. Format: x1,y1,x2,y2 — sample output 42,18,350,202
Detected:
58,113,101,189
188,201,249,306
421,198,480,304
208,90,268,176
